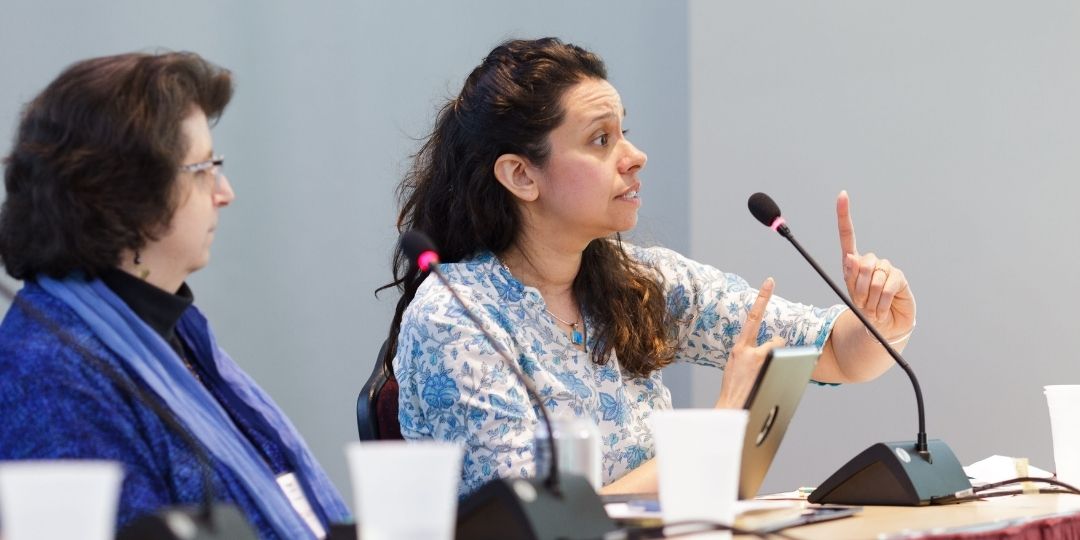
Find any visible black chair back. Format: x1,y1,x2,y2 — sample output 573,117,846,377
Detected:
357,339,392,440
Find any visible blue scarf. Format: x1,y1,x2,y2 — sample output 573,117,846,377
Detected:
38,276,351,539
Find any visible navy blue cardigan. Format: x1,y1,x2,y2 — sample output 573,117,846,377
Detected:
0,281,294,538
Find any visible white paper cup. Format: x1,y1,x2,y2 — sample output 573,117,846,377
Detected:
346,441,463,540
651,409,749,538
1045,385,1080,486
0,460,124,540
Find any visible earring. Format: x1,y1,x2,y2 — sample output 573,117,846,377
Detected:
134,251,150,280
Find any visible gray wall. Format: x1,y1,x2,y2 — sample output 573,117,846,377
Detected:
0,1,690,499
688,0,1080,494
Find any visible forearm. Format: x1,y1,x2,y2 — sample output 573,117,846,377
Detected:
599,458,658,495
816,309,907,383
597,384,752,496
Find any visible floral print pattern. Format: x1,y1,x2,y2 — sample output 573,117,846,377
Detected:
394,245,844,496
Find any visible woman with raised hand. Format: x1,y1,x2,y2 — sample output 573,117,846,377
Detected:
385,37,914,496
0,52,349,538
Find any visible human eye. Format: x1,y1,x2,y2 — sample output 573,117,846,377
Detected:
193,166,217,184
591,132,609,147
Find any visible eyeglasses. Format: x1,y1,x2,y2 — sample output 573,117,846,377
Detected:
178,155,225,189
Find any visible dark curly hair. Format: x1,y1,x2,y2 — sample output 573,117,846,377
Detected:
383,38,674,378
0,51,233,280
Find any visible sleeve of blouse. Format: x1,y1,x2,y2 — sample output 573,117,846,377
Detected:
627,245,847,370
393,278,542,496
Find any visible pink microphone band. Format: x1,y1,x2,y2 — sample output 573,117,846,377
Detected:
417,251,439,272
770,217,786,232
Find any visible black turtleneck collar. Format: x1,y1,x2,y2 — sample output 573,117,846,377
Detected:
99,268,194,341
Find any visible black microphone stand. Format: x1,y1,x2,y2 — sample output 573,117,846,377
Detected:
747,195,971,506
428,261,564,490
774,223,932,461
423,261,616,540
398,230,615,540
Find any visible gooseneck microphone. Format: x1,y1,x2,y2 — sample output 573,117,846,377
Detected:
399,231,615,540
746,193,971,506
0,281,258,539
748,193,929,455
400,231,564,494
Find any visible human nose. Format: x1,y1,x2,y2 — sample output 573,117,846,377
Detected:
213,173,235,207
619,140,647,174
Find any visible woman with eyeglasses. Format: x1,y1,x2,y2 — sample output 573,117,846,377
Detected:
385,38,916,497
0,52,349,539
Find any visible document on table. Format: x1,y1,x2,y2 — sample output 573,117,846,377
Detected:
604,498,860,533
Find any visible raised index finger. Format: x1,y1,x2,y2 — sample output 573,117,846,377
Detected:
738,277,774,348
837,190,858,258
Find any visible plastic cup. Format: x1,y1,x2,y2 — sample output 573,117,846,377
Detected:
0,460,124,540
1045,385,1080,487
345,441,463,540
651,409,749,539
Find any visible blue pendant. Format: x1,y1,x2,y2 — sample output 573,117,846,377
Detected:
571,327,584,346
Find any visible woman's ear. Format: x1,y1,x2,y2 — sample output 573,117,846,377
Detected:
493,153,539,202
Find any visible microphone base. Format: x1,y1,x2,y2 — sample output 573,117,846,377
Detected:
117,504,258,540
808,439,971,506
456,473,617,540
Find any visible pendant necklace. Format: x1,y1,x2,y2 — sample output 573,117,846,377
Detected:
545,308,585,347
497,256,586,348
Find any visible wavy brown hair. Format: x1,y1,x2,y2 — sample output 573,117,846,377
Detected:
382,38,674,378
0,51,233,280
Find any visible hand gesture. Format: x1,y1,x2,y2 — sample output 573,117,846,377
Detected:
837,191,916,339
716,277,786,409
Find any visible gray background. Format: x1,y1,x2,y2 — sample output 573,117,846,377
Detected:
1,0,1076,499
688,1,1080,493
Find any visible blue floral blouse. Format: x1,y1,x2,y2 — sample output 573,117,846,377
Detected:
393,244,844,495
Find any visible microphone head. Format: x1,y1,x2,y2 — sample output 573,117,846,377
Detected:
399,230,440,271
748,192,782,228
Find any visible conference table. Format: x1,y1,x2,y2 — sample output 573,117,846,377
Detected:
746,493,1080,539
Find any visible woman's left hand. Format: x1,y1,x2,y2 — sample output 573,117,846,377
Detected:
836,191,916,339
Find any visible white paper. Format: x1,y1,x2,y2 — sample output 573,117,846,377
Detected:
963,455,1052,485
605,498,799,521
